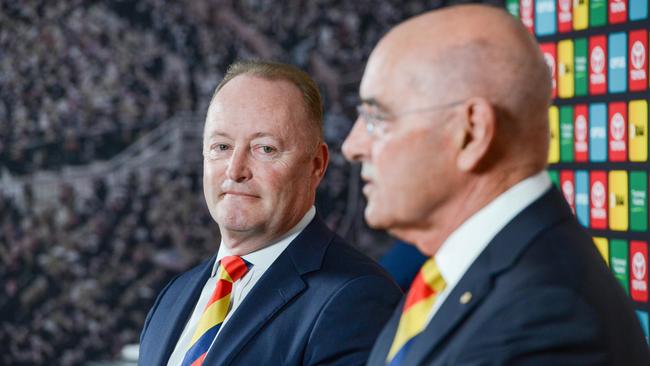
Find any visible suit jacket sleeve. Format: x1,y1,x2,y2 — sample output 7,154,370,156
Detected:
303,274,402,366
452,287,610,366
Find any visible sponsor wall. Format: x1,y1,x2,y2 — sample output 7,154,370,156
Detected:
508,0,650,344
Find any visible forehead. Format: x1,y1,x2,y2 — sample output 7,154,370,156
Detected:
360,43,433,112
205,75,308,136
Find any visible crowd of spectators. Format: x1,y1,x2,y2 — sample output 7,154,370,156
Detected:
1,0,450,174
0,168,217,365
1,0,192,173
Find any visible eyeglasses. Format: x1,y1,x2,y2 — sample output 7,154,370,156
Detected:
355,99,465,137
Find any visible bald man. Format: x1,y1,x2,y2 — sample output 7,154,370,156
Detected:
343,4,650,366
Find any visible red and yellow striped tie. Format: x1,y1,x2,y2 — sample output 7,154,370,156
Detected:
181,256,250,366
386,258,446,365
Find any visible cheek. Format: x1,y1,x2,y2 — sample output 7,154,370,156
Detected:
203,162,225,194
372,132,448,201
373,138,423,188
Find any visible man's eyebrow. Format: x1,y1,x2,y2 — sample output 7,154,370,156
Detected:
250,132,278,139
359,97,388,112
207,131,229,138
204,131,279,140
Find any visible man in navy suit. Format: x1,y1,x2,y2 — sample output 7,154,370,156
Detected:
343,4,650,365
139,61,401,366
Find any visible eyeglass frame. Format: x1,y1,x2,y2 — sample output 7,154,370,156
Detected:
355,99,465,137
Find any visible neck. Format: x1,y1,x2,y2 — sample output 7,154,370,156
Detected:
393,167,540,256
220,231,276,256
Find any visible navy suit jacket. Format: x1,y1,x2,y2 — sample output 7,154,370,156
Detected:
139,215,402,366
368,188,650,365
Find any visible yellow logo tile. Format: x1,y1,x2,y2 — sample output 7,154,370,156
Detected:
558,40,574,99
573,0,589,30
549,106,560,163
609,170,628,231
629,100,648,162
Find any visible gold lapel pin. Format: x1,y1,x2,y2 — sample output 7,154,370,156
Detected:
460,291,472,304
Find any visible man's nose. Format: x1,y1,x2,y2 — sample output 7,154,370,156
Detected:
226,148,252,182
342,117,372,163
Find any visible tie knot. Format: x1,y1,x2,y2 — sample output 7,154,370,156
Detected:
220,256,251,282
419,258,444,288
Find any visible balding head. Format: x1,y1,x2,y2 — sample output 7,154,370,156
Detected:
343,5,553,253
362,4,551,170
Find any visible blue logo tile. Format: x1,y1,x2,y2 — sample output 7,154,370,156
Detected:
630,0,648,20
535,0,556,36
590,103,608,162
575,170,590,227
609,32,627,93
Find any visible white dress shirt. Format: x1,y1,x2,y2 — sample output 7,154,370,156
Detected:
426,171,552,323
167,206,316,366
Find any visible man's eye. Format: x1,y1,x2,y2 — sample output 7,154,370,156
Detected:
215,144,229,151
261,146,275,154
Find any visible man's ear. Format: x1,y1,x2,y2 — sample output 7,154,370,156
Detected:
312,142,329,182
456,97,496,172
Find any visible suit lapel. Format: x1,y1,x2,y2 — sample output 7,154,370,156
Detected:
154,257,215,366
403,256,492,365
203,215,334,365
403,187,573,365
367,299,405,366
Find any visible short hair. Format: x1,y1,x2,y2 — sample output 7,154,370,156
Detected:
214,60,324,143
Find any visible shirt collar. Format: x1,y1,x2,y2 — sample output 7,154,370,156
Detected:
434,171,551,290
212,206,316,277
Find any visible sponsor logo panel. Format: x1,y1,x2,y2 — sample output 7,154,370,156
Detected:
561,105,575,161
629,100,648,162
609,170,628,231
590,103,608,162
574,38,589,96
573,0,589,30
629,171,648,232
608,32,627,93
549,106,560,163
558,39,575,98
574,104,589,161
590,36,608,95
576,170,590,227
591,171,608,229
590,0,608,26
557,0,573,32
629,30,648,91
536,0,557,35
630,241,648,302
608,0,628,24
608,102,628,161
610,239,629,294
629,0,648,20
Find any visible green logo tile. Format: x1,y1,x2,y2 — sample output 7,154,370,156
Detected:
610,239,629,294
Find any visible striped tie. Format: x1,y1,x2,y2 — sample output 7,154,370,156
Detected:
181,256,251,366
386,258,446,365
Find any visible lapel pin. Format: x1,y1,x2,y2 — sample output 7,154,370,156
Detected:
460,291,472,304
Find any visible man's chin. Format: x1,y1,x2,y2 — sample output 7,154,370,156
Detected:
364,206,390,230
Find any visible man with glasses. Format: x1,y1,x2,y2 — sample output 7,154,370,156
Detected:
343,4,649,365
139,60,401,366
